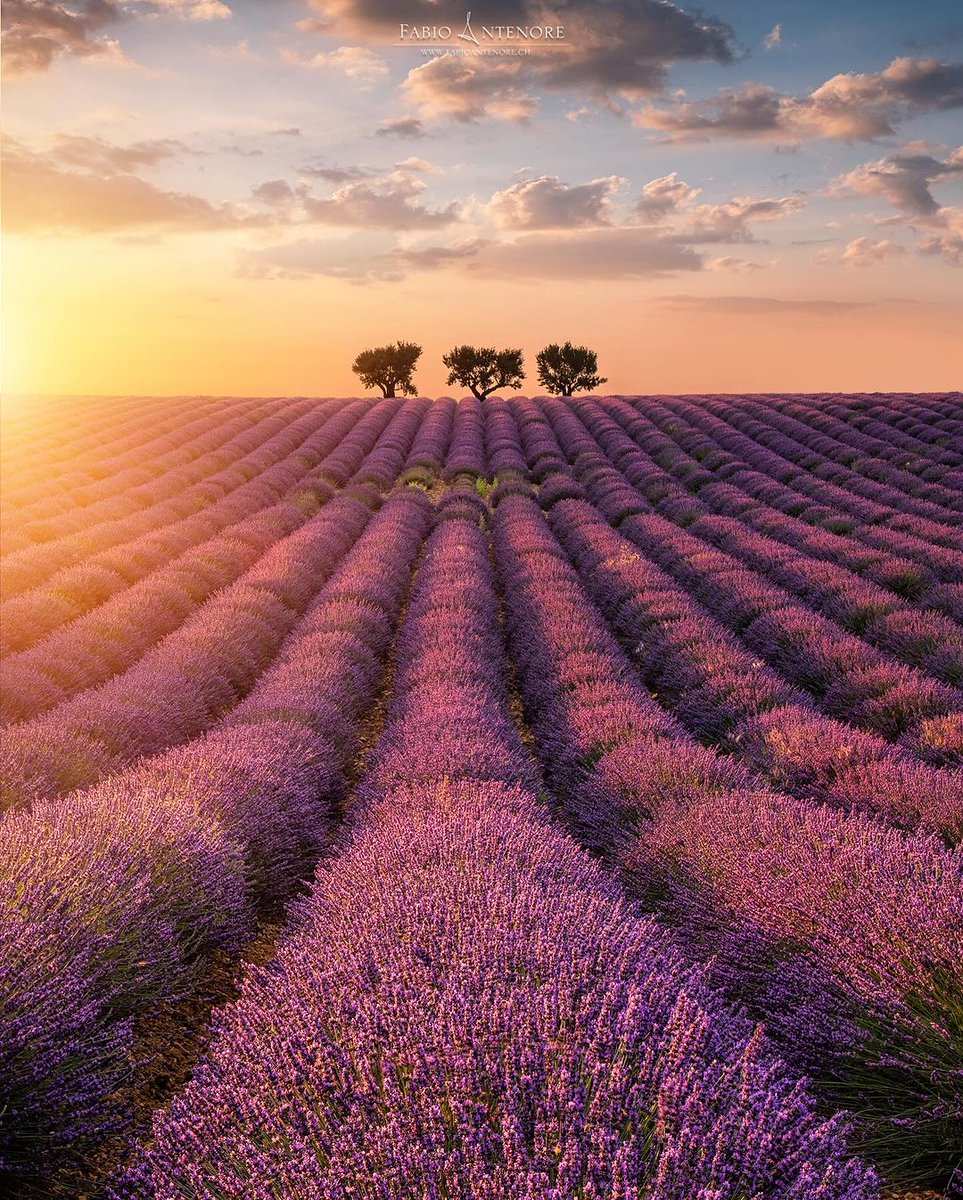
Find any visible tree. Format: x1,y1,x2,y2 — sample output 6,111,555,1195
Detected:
536,342,607,396
351,341,422,398
442,345,525,400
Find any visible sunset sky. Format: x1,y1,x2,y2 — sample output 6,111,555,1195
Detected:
3,0,962,396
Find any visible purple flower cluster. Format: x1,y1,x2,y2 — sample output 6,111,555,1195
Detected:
403,395,455,476
444,395,488,479
1,399,343,605
490,493,962,1179
0,490,430,1168
548,498,961,839
116,782,878,1200
3,397,278,551
362,494,535,798
483,397,528,476
0,493,375,811
2,392,959,1195
623,396,963,579
115,497,876,1200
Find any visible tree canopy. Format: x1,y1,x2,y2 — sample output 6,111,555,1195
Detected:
351,342,422,398
536,343,607,396
442,346,525,400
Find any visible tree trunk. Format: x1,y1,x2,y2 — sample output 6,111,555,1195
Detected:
382,384,396,398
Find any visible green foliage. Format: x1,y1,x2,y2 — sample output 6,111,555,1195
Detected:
535,342,607,396
442,345,524,399
351,341,422,398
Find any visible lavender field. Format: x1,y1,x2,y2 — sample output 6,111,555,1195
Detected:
1,393,961,1200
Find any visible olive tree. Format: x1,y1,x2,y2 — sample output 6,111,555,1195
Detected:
442,346,525,400
351,341,422,398
536,342,607,396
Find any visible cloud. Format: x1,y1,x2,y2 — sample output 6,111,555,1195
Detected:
1,134,256,233
239,232,403,282
47,133,188,172
677,194,805,243
305,0,735,120
833,236,907,267
915,207,963,265
635,172,701,219
252,179,302,207
250,158,455,230
205,38,256,60
707,255,766,273
660,295,875,315
303,172,459,228
2,0,230,74
402,57,538,124
763,23,781,52
393,238,489,268
831,147,963,215
2,0,124,74
635,57,963,143
281,44,387,83
829,147,963,265
301,163,374,183
144,0,231,20
375,116,426,138
233,165,807,286
459,225,703,280
488,174,625,229
632,173,804,243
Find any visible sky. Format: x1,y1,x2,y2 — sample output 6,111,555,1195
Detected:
2,0,962,396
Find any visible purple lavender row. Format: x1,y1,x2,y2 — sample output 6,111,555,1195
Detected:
594,396,963,620
353,397,430,486
1,398,345,600
818,394,963,462
116,782,877,1200
878,394,963,449
0,492,375,813
116,503,876,1199
0,401,393,717
797,395,963,463
684,512,963,686
529,398,962,762
362,491,536,797
483,395,529,477
1,398,318,572
2,396,404,680
574,395,963,587
713,396,963,520
0,401,352,655
757,395,963,485
444,395,489,479
616,511,962,762
0,503,310,724
549,497,961,839
668,396,962,539
1,398,262,543
1,395,239,522
1,396,160,490
0,490,430,1173
582,393,953,580
297,397,403,489
403,394,455,477
491,493,963,1186
636,397,963,566
518,393,960,777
